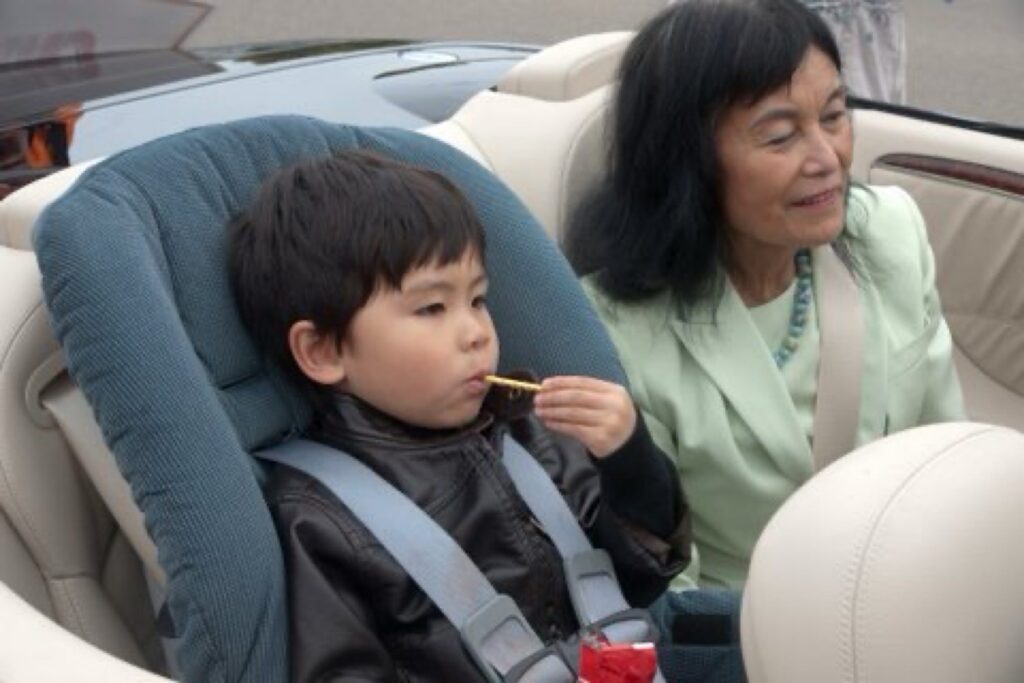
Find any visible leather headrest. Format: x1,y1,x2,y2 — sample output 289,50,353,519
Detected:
497,32,632,101
0,161,99,250
742,422,1024,683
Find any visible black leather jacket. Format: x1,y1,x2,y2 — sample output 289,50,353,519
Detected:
267,385,690,682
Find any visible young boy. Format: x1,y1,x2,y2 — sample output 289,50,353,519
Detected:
227,151,689,681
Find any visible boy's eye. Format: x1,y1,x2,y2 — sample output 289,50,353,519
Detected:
415,303,446,316
472,294,487,309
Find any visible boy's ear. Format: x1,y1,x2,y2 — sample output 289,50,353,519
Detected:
288,320,346,386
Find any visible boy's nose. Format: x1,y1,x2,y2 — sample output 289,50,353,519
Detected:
461,313,492,351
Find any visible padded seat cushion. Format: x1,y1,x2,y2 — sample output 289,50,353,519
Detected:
33,116,624,681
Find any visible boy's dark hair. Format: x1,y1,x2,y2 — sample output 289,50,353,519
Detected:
228,150,486,410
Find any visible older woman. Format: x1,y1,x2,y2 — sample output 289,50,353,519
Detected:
568,0,965,592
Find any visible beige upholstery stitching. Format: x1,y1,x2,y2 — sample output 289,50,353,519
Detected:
49,576,87,636
98,521,119,585
561,41,626,99
844,428,984,680
41,568,105,581
0,298,55,570
445,118,499,174
0,296,45,372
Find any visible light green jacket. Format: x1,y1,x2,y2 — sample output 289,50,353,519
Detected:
584,185,965,589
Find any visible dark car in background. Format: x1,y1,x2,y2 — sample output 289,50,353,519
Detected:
0,37,535,198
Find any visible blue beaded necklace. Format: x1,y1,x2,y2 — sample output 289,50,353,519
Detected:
772,248,813,368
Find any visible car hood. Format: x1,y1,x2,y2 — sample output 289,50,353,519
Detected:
0,38,535,190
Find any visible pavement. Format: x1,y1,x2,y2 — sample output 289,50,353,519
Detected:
183,0,1023,127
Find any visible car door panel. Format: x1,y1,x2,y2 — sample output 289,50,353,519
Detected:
853,109,1024,430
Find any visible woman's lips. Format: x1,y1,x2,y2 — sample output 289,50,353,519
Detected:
792,188,839,207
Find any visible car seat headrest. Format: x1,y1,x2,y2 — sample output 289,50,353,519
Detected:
741,422,1024,683
33,115,625,681
427,85,612,241
0,161,101,250
497,32,632,101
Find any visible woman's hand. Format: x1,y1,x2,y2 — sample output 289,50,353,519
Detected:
533,376,636,458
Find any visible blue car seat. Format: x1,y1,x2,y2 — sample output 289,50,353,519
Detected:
32,116,626,681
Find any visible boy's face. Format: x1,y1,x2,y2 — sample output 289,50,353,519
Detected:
336,250,498,429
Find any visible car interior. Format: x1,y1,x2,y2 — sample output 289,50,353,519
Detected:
1,31,1024,683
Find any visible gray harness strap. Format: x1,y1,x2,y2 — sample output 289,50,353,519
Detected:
501,437,657,646
260,439,572,682
260,435,661,682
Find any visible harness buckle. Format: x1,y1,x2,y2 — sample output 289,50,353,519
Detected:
461,594,574,682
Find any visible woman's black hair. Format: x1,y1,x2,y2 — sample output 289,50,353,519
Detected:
565,0,842,310
227,150,486,411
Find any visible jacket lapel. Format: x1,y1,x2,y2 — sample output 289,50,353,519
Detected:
672,282,814,482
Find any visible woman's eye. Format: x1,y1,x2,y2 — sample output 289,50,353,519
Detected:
766,131,794,146
822,109,847,125
415,303,445,316
472,295,488,309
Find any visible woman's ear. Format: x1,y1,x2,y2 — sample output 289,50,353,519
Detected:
288,320,346,386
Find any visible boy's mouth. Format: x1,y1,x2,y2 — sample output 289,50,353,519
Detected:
465,371,491,395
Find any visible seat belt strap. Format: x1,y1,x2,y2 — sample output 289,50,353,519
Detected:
258,440,570,682
501,436,592,555
502,439,636,630
501,437,662,671
812,244,865,471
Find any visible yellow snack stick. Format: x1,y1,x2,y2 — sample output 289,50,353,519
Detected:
483,374,542,393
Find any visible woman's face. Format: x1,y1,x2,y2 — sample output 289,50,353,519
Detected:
715,47,852,259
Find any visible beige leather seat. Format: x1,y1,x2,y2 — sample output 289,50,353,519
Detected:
742,422,1024,683
0,163,165,674
0,581,166,682
423,32,631,240
0,162,98,249
495,31,632,102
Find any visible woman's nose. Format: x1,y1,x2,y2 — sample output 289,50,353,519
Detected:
804,128,841,176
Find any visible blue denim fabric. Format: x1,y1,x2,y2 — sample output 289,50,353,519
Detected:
650,589,746,683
